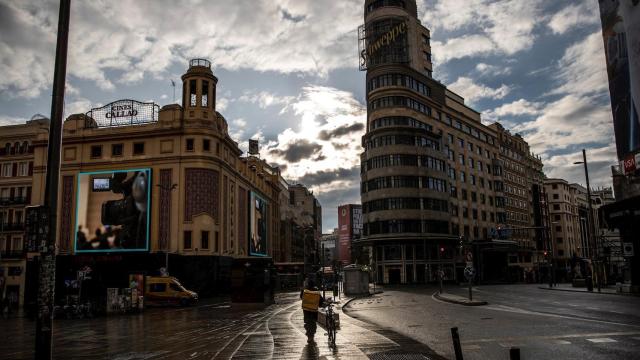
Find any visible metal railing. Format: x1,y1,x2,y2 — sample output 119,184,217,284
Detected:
0,222,25,231
0,249,26,258
0,197,28,206
190,58,211,68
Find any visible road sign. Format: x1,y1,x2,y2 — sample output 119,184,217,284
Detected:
623,243,634,257
464,267,475,280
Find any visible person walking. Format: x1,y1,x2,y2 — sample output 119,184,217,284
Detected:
300,276,324,343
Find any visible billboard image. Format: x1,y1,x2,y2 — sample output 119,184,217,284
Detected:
338,205,352,266
75,169,151,252
599,0,640,161
249,192,268,256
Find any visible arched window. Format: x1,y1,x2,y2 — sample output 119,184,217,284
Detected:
4,143,10,155
13,142,19,155
21,141,29,153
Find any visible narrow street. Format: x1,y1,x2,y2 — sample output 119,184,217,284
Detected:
0,292,443,359
344,284,640,360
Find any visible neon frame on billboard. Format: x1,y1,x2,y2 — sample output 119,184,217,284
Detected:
249,191,269,257
74,168,152,253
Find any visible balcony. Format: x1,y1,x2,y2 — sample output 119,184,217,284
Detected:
0,249,26,259
0,223,25,232
0,197,28,206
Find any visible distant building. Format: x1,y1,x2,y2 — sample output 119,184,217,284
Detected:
275,181,322,279
337,204,362,265
0,116,48,309
321,229,338,266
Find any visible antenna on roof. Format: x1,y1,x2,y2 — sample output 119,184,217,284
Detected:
170,80,176,103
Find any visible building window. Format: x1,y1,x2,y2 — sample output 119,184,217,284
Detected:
112,144,123,157
458,138,464,148
459,154,465,165
184,231,192,249
1,164,11,177
201,80,209,107
186,138,195,151
553,204,560,211
190,80,197,106
133,142,145,155
203,139,210,151
553,194,559,199
90,145,102,158
555,225,562,232
201,231,209,250
18,162,28,176
460,171,466,183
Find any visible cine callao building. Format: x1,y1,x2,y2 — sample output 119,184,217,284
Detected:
27,59,281,304
358,0,511,284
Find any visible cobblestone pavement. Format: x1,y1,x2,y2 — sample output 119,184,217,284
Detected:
0,292,444,359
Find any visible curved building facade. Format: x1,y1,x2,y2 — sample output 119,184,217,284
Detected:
359,0,508,284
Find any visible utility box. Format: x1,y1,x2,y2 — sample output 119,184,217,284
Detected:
343,265,369,296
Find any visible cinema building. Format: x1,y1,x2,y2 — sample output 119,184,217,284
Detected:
358,0,546,284
29,59,281,302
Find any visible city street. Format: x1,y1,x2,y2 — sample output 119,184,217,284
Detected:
344,284,640,360
0,292,443,360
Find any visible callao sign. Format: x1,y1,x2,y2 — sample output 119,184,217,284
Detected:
105,104,138,118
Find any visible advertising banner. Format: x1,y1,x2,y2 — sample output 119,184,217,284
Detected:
249,192,268,256
75,169,151,252
599,0,640,160
338,205,352,265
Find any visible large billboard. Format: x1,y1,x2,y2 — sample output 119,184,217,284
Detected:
249,191,268,257
599,0,640,163
338,205,352,265
75,169,151,252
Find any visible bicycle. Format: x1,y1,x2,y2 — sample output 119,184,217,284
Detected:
324,299,337,348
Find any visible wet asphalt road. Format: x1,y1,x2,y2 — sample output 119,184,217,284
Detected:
0,292,443,360
344,284,640,360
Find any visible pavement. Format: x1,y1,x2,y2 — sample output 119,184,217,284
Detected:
344,284,640,360
433,291,488,306
538,283,640,296
0,292,444,359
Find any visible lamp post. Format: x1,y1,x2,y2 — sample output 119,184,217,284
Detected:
156,183,177,273
574,149,600,292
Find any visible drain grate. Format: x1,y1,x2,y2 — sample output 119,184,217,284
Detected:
369,351,431,360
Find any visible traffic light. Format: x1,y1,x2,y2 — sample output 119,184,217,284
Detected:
440,246,445,253
543,251,548,258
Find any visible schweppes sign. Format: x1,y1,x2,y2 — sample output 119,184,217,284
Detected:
367,22,407,57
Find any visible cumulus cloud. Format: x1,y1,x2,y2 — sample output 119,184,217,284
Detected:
424,0,544,63
483,99,544,122
542,144,618,189
448,77,511,103
475,63,512,77
261,85,365,195
237,90,294,109
0,114,29,126
1,0,363,99
547,2,600,35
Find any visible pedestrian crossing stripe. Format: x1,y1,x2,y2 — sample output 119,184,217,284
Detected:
553,340,571,345
586,338,617,343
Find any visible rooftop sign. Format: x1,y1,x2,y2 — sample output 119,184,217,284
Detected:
85,99,159,128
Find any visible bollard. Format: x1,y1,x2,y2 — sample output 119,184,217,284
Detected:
510,347,520,360
451,327,464,360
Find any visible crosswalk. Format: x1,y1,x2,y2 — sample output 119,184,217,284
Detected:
460,334,640,351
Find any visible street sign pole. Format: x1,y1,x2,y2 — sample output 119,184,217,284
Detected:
35,1,70,358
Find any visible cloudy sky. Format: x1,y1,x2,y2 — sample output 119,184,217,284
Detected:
0,0,617,232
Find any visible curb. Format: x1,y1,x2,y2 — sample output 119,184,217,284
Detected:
433,291,488,306
537,286,640,297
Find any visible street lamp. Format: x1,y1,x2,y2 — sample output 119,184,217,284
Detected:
574,149,600,292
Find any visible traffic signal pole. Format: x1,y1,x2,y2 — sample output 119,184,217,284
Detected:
35,0,70,358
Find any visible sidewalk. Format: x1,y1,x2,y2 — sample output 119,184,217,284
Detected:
538,283,640,296
433,291,487,306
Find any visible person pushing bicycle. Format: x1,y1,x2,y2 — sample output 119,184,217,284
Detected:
300,275,325,343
